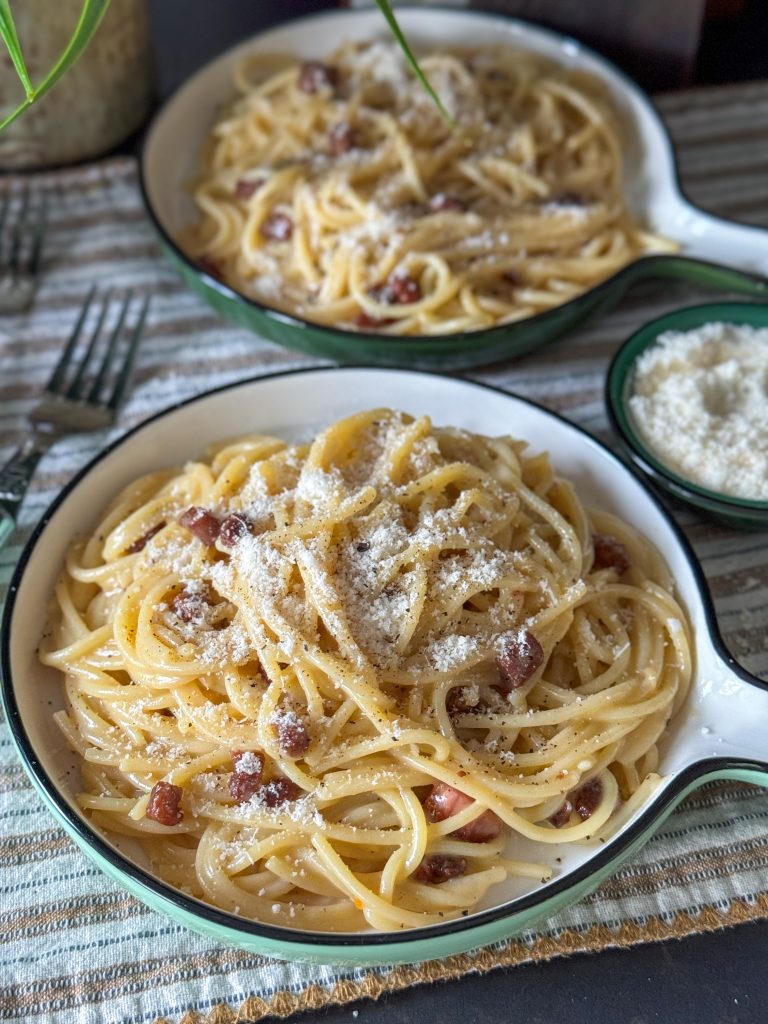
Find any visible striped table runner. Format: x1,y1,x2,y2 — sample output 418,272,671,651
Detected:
1,80,767,1024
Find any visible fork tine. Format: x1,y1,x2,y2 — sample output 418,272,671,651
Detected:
0,193,9,268
87,290,132,403
65,290,112,400
107,295,150,411
46,286,97,394
8,186,29,279
27,192,47,277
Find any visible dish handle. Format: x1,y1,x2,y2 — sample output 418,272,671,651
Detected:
631,203,768,299
676,650,768,787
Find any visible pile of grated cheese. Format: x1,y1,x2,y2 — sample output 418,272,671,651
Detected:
628,321,768,500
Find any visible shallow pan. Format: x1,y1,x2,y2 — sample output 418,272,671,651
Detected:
140,8,768,369
2,368,767,965
606,301,768,530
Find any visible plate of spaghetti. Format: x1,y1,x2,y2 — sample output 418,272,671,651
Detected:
140,8,768,369
3,368,767,963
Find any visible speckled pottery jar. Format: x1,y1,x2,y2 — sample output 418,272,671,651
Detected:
0,0,154,169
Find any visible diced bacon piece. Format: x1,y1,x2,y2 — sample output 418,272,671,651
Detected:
446,687,476,716
592,534,630,575
452,809,504,842
146,781,183,825
573,778,603,821
329,121,354,155
354,311,394,329
273,711,310,758
355,270,421,326
229,750,265,803
261,212,293,241
424,781,474,822
229,772,261,804
367,272,421,307
423,782,503,843
171,586,210,623
549,778,604,827
198,255,223,280
388,272,421,305
502,270,523,286
414,854,467,883
298,60,338,94
235,178,264,200
261,777,302,808
446,688,488,719
218,512,252,549
549,798,574,828
429,192,467,213
178,506,221,546
125,521,165,554
495,630,544,693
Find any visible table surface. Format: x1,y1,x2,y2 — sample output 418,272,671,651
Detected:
144,7,768,1021
4,5,768,1023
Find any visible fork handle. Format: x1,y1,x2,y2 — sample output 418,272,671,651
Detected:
0,439,44,550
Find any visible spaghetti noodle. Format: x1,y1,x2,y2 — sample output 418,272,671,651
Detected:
42,410,692,931
186,41,674,335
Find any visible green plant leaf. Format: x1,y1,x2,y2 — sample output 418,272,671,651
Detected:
373,0,456,127
0,0,111,132
0,0,33,98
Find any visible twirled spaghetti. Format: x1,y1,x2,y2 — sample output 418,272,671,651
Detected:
186,41,674,335
42,410,691,931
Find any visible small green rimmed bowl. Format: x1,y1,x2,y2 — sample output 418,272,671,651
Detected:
606,302,768,531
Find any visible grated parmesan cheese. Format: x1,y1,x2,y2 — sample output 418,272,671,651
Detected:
235,751,262,775
628,322,768,500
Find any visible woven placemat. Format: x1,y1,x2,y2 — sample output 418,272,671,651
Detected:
1,80,767,1024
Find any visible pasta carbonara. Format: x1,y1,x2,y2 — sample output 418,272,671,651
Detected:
43,410,691,931
187,41,674,335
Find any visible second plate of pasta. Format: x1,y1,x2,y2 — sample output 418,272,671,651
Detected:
140,8,768,369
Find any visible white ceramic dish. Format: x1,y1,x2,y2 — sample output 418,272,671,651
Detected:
139,8,768,369
3,368,767,965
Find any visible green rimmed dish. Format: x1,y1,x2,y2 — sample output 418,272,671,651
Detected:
606,302,768,531
139,8,768,372
2,367,768,965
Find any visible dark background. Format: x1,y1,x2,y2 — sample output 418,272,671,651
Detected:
144,4,768,1022
148,0,768,100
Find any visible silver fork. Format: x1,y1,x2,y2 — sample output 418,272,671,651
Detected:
0,186,47,314
0,288,151,549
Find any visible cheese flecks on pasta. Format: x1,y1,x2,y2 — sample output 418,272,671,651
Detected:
186,42,675,335
43,410,692,931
